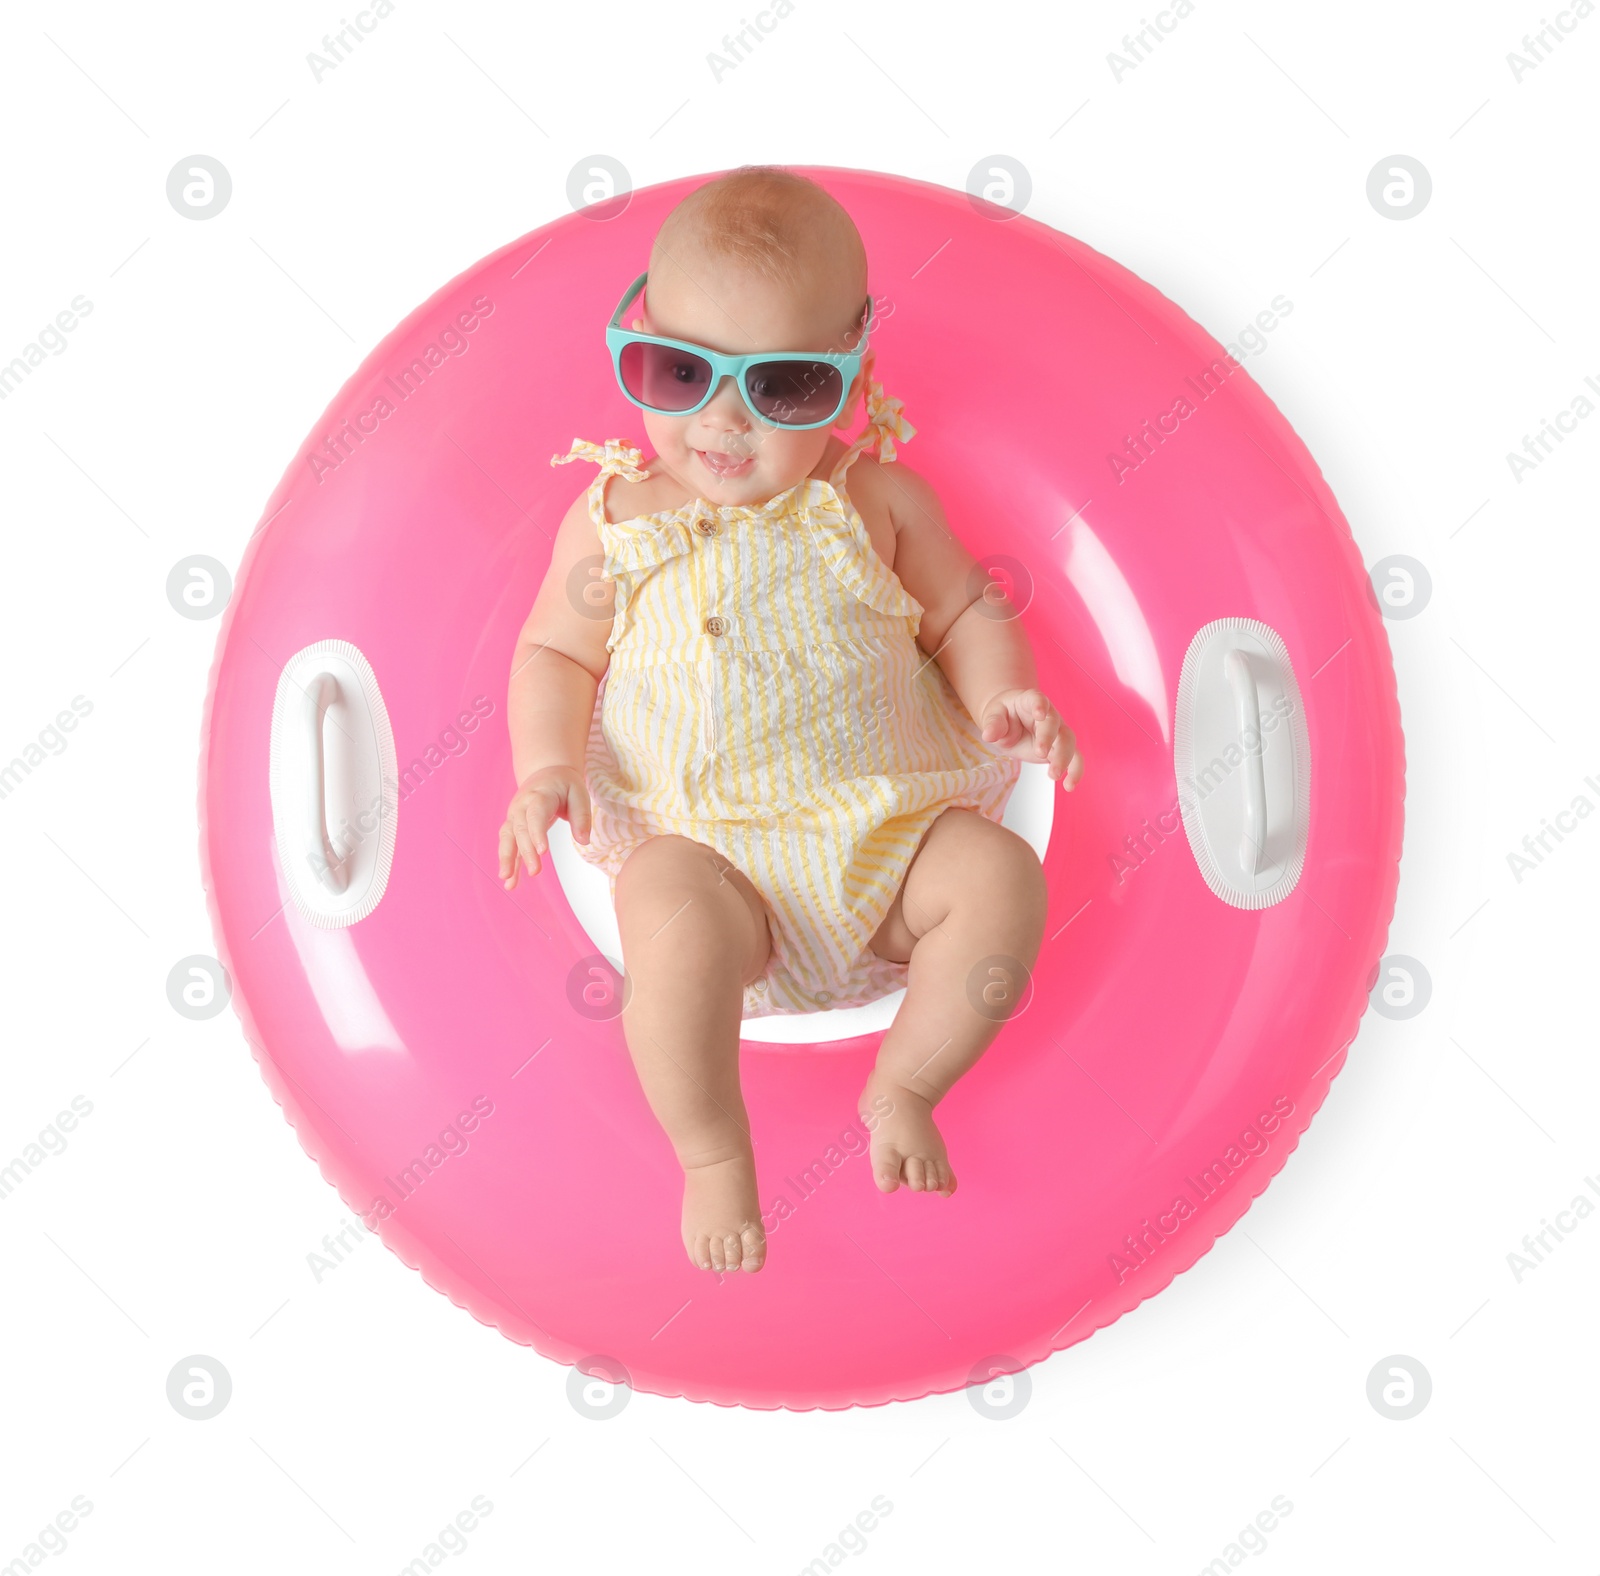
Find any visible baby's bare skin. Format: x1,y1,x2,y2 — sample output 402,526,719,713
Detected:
499,169,1081,1273
609,808,1046,1273
856,807,1047,1200
608,836,774,1273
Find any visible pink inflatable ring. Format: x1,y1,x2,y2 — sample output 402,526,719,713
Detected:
199,167,1404,1409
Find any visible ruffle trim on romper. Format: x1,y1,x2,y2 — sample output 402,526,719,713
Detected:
802,485,924,629
553,438,696,646
813,383,924,628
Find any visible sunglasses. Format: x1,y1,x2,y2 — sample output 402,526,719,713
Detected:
606,272,873,430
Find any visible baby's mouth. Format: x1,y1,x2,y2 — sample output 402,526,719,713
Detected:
696,448,755,481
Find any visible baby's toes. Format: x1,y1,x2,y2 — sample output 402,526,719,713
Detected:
739,1223,767,1273
904,1156,928,1193
872,1146,904,1193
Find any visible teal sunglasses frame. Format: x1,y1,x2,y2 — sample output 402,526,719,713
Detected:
605,272,873,430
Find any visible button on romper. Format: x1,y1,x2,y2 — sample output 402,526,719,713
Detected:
551,384,1021,1019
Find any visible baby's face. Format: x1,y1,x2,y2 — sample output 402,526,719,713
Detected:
635,254,869,506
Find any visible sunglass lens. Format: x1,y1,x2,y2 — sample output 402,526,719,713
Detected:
619,341,715,412
745,362,843,426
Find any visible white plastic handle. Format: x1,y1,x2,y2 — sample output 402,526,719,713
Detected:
1223,648,1268,876
301,672,347,893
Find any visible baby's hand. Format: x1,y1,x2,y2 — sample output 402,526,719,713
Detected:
498,765,592,888
979,688,1084,790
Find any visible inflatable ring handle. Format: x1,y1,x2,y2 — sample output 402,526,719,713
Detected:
1224,648,1268,876
300,671,347,894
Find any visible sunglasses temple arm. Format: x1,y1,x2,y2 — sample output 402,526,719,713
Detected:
610,271,649,330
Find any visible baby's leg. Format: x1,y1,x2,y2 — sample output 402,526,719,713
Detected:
863,808,1047,1195
613,835,774,1272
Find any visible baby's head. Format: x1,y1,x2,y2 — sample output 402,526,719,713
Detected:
628,166,871,505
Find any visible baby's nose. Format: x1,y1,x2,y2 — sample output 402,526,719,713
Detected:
701,375,751,428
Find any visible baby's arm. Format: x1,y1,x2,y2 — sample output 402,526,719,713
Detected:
497,492,615,886
873,463,1083,789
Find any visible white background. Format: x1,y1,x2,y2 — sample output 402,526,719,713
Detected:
2,0,1597,1571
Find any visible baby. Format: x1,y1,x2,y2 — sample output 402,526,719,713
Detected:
499,166,1082,1274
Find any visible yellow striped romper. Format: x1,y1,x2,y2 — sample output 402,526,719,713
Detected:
551,384,1021,1019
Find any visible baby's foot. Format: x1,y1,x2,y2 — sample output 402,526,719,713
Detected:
860,1075,957,1196
681,1151,766,1273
